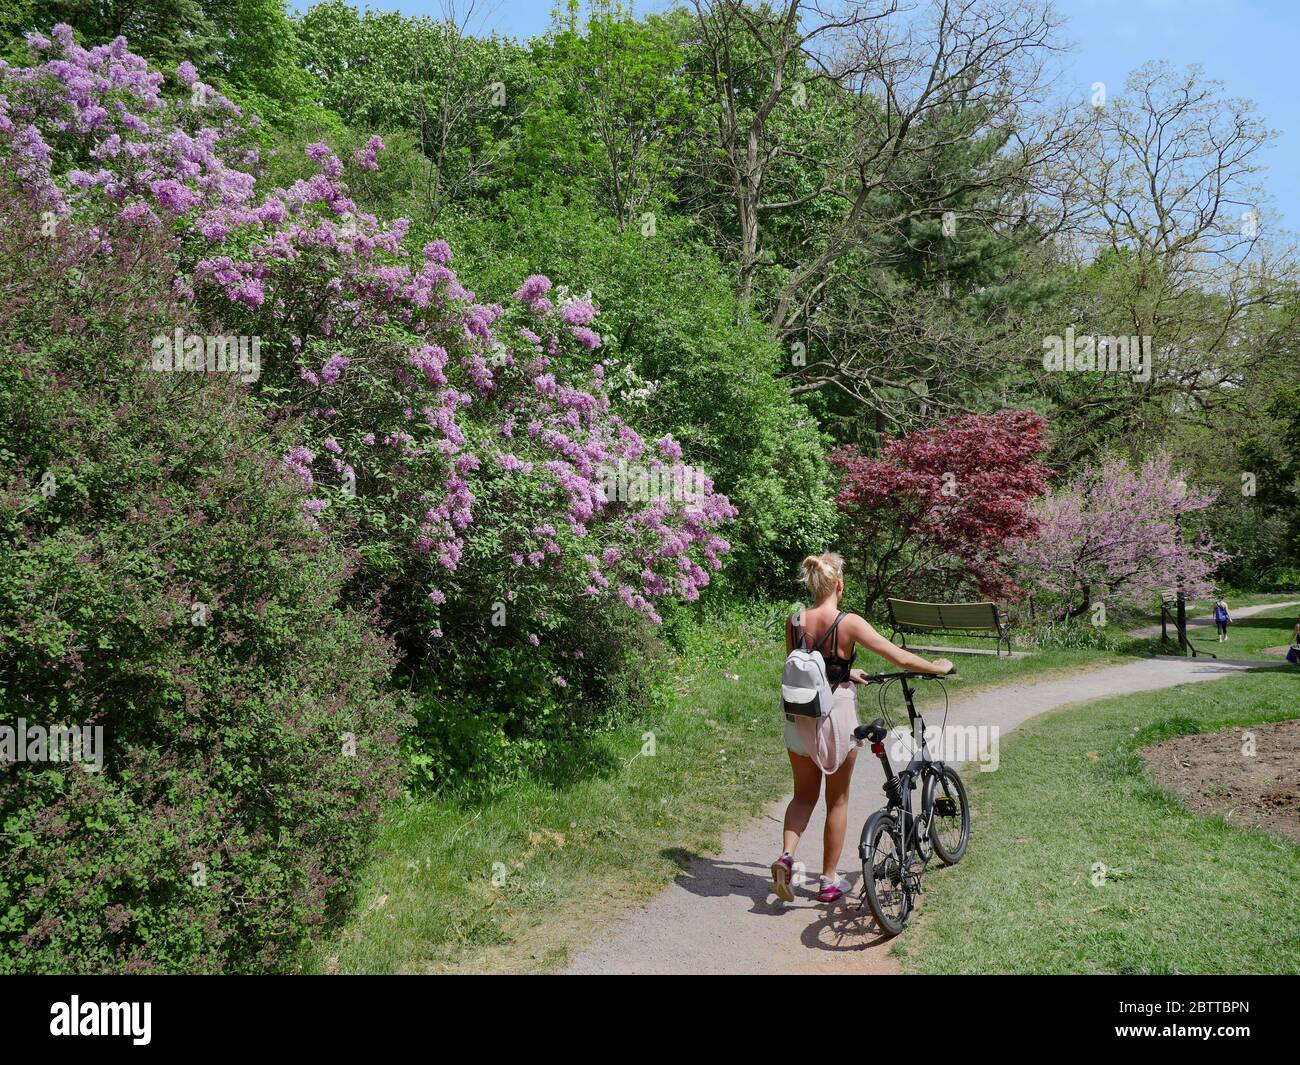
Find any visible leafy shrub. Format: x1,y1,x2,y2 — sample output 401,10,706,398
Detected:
0,184,408,972
407,605,663,798
1022,619,1125,652
1258,569,1300,593
661,597,793,668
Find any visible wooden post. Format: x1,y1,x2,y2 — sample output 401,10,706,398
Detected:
1176,591,1198,658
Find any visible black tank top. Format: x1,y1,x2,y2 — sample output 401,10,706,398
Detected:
791,610,856,686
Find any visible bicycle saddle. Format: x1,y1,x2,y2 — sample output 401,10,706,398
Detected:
854,718,888,743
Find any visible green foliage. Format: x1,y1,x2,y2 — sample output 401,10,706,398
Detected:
1237,386,1300,570
209,0,319,130
2,0,213,66
405,608,661,799
294,0,532,219
2,1,317,127
0,186,408,973
434,195,840,590
658,597,793,664
517,1,694,227
1023,619,1128,652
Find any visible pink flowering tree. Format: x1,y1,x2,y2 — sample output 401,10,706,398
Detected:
0,25,736,672
1012,451,1228,619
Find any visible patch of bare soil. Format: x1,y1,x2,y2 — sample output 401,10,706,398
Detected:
1141,719,1300,844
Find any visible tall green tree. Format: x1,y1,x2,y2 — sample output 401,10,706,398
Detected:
295,0,530,221
518,1,695,230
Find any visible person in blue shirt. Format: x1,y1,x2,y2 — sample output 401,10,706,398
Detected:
1213,598,1231,642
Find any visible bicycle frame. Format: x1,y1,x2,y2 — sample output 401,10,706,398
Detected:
865,676,950,859
857,670,968,933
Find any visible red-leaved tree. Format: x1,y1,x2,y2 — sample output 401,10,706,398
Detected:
830,410,1052,612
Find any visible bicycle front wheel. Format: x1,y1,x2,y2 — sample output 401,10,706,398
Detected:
860,810,910,935
925,765,970,864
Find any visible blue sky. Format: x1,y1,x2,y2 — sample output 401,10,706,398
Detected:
312,0,1299,231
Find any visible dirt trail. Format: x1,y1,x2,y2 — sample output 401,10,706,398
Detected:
564,656,1262,975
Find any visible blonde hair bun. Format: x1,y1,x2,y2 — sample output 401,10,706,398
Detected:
800,552,844,602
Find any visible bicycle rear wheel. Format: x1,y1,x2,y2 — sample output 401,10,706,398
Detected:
860,810,910,935
925,765,970,864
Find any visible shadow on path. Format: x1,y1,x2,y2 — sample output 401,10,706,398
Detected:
799,891,896,955
1151,655,1295,673
663,847,896,954
662,848,785,915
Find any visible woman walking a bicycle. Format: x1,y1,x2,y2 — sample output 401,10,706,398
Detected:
771,552,953,904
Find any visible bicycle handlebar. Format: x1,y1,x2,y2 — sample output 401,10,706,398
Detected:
860,669,956,684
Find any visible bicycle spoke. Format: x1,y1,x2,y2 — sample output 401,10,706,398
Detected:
934,785,961,851
869,831,907,924
928,768,970,863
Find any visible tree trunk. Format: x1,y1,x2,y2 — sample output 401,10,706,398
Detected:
1064,584,1092,620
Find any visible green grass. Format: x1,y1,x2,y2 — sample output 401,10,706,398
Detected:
1128,592,1300,633
309,620,793,974
309,619,1133,974
1177,603,1300,661
900,669,1300,974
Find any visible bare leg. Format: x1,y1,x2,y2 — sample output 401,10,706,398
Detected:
782,749,823,857
821,748,859,879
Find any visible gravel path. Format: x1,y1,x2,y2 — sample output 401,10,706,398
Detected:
1126,599,1300,639
564,655,1264,975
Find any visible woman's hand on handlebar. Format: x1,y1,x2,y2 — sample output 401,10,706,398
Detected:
855,619,955,677
849,667,870,685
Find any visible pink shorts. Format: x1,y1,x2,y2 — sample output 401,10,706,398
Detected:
783,684,861,774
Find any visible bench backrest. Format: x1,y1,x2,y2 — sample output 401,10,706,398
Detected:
886,598,1000,632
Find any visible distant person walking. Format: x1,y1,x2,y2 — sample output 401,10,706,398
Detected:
1213,597,1231,642
1287,616,1300,666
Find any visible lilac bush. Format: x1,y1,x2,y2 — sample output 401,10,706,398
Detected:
0,25,256,223
1,27,737,792
0,177,408,974
0,26,735,645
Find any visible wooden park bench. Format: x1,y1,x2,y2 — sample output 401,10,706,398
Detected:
884,598,1013,657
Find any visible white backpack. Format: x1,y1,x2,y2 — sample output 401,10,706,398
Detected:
780,611,842,720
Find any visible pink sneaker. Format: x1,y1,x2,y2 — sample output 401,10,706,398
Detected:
770,853,795,902
817,874,850,903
